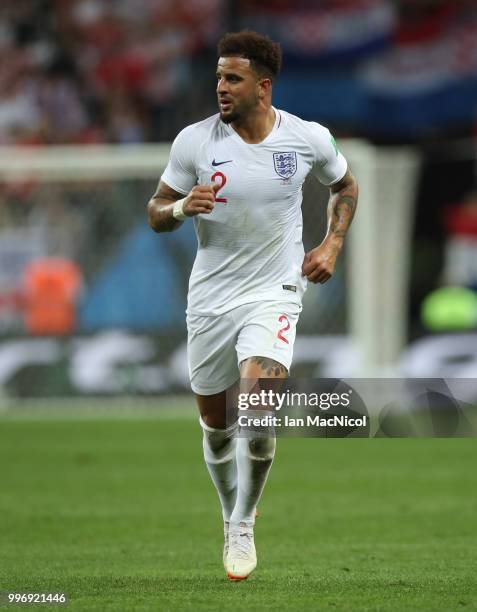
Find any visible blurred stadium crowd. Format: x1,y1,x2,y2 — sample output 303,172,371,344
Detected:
1,0,477,146
0,0,223,145
1,0,477,395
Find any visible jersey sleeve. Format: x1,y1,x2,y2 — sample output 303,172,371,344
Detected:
160,126,198,195
308,123,348,186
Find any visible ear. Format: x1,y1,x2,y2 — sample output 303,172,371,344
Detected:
258,78,272,98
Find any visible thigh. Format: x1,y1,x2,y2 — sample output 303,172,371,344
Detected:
240,356,288,379
187,311,239,396
236,301,301,375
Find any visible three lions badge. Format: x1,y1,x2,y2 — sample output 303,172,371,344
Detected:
273,151,297,180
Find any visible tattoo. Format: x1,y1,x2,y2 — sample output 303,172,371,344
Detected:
330,194,357,237
147,182,184,233
246,356,288,377
155,211,180,232
328,171,358,239
153,187,178,202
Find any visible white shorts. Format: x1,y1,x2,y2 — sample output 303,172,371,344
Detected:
187,300,301,395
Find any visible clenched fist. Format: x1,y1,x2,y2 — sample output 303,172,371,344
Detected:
302,236,343,284
183,183,220,216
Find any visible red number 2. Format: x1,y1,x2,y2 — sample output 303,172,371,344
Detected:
277,314,290,344
211,171,228,203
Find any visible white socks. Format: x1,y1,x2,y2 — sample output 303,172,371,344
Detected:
230,430,276,526
200,412,276,526
200,417,238,521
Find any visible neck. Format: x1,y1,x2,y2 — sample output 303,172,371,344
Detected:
231,105,275,144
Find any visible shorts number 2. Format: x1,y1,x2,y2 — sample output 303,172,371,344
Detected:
277,314,290,344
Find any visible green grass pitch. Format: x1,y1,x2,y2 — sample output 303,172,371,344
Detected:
1,402,476,611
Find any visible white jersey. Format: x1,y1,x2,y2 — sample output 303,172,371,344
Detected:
161,108,347,316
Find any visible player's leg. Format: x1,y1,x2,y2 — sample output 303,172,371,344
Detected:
231,302,299,527
225,356,286,580
239,356,288,379
230,356,286,525
187,312,240,550
195,390,238,523
225,302,300,580
194,390,238,567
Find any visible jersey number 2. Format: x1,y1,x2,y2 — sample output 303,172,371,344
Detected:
211,171,227,203
277,314,290,344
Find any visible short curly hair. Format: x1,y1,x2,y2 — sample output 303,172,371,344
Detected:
217,30,282,80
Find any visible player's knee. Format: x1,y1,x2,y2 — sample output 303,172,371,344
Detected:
204,428,234,454
200,412,227,430
248,436,276,461
200,416,237,456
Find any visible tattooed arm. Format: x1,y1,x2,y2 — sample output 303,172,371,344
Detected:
301,169,358,284
327,169,358,239
147,180,218,233
147,181,185,233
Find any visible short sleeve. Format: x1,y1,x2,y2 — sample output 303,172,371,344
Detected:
160,126,198,194
308,123,347,186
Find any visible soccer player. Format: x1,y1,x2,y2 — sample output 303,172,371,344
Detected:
147,30,358,581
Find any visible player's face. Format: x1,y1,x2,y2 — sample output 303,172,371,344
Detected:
216,56,262,124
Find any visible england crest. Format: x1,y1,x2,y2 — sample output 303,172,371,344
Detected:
273,151,297,179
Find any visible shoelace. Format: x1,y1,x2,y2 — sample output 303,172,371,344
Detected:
229,531,253,560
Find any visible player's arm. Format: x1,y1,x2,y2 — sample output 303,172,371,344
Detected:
147,180,218,233
327,168,358,241
302,169,358,284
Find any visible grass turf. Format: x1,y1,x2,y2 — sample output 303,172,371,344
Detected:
1,407,476,611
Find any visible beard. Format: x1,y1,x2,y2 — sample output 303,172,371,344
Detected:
220,109,241,124
218,93,259,125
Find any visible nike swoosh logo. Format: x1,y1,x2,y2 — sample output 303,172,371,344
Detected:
212,159,233,166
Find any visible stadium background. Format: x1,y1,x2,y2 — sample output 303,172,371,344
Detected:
2,0,477,396
1,2,477,611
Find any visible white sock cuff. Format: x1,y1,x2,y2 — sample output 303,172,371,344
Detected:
199,417,238,437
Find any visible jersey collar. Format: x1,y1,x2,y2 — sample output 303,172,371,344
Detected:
223,106,281,146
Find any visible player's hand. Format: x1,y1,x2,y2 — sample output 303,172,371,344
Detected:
301,236,343,284
183,184,220,216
